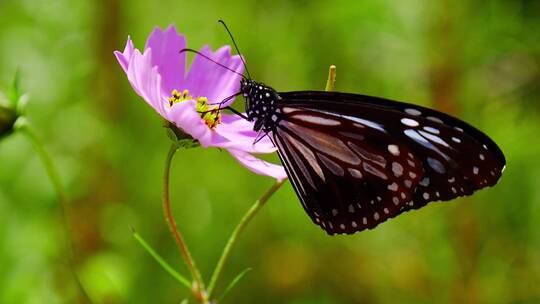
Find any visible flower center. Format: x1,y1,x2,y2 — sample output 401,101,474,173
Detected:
168,89,221,130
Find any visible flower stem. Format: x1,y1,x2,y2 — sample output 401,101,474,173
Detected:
163,144,207,302
15,119,93,303
325,65,337,92
207,179,285,298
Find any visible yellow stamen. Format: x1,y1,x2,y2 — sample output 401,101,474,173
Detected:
168,89,221,130
168,89,193,106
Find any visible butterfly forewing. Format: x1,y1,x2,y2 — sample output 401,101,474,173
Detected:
272,91,505,234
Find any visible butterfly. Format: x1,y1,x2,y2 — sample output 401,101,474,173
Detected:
184,21,506,235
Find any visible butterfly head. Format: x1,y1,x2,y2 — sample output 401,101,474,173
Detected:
240,79,281,132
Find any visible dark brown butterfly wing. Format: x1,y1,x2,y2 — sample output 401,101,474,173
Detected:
271,91,505,235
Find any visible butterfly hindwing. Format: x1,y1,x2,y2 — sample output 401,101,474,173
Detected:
272,106,423,234
272,91,505,234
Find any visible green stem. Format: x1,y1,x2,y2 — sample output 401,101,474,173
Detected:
163,144,207,302
325,65,337,92
16,119,93,303
207,179,285,298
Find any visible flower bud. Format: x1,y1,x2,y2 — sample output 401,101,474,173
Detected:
0,105,17,139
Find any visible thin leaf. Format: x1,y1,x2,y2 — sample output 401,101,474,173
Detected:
218,268,252,302
131,227,191,289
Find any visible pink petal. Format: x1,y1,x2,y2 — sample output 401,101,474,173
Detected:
145,26,187,95
185,45,244,105
229,149,287,181
214,113,277,153
126,49,166,116
114,36,135,72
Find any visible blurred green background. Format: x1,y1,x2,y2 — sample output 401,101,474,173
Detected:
0,0,539,303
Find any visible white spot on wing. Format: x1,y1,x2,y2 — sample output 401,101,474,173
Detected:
405,108,422,116
308,109,386,132
348,168,363,179
293,114,341,126
419,130,449,147
427,157,446,174
363,162,388,180
281,107,298,114
404,130,450,164
392,162,403,177
401,118,420,127
424,126,440,134
388,144,400,156
428,116,443,124
404,180,412,188
388,182,398,191
343,116,386,132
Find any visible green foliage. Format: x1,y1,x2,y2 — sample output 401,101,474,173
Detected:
0,0,539,303
218,267,252,302
132,228,191,290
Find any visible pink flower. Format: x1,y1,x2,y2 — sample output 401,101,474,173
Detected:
115,26,286,181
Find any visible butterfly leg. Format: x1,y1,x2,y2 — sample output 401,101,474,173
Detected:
252,129,268,146
224,106,249,120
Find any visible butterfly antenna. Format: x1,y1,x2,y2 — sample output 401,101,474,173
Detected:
179,48,247,79
218,20,252,79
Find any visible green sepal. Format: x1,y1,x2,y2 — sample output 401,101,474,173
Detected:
163,120,201,149
6,69,21,108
